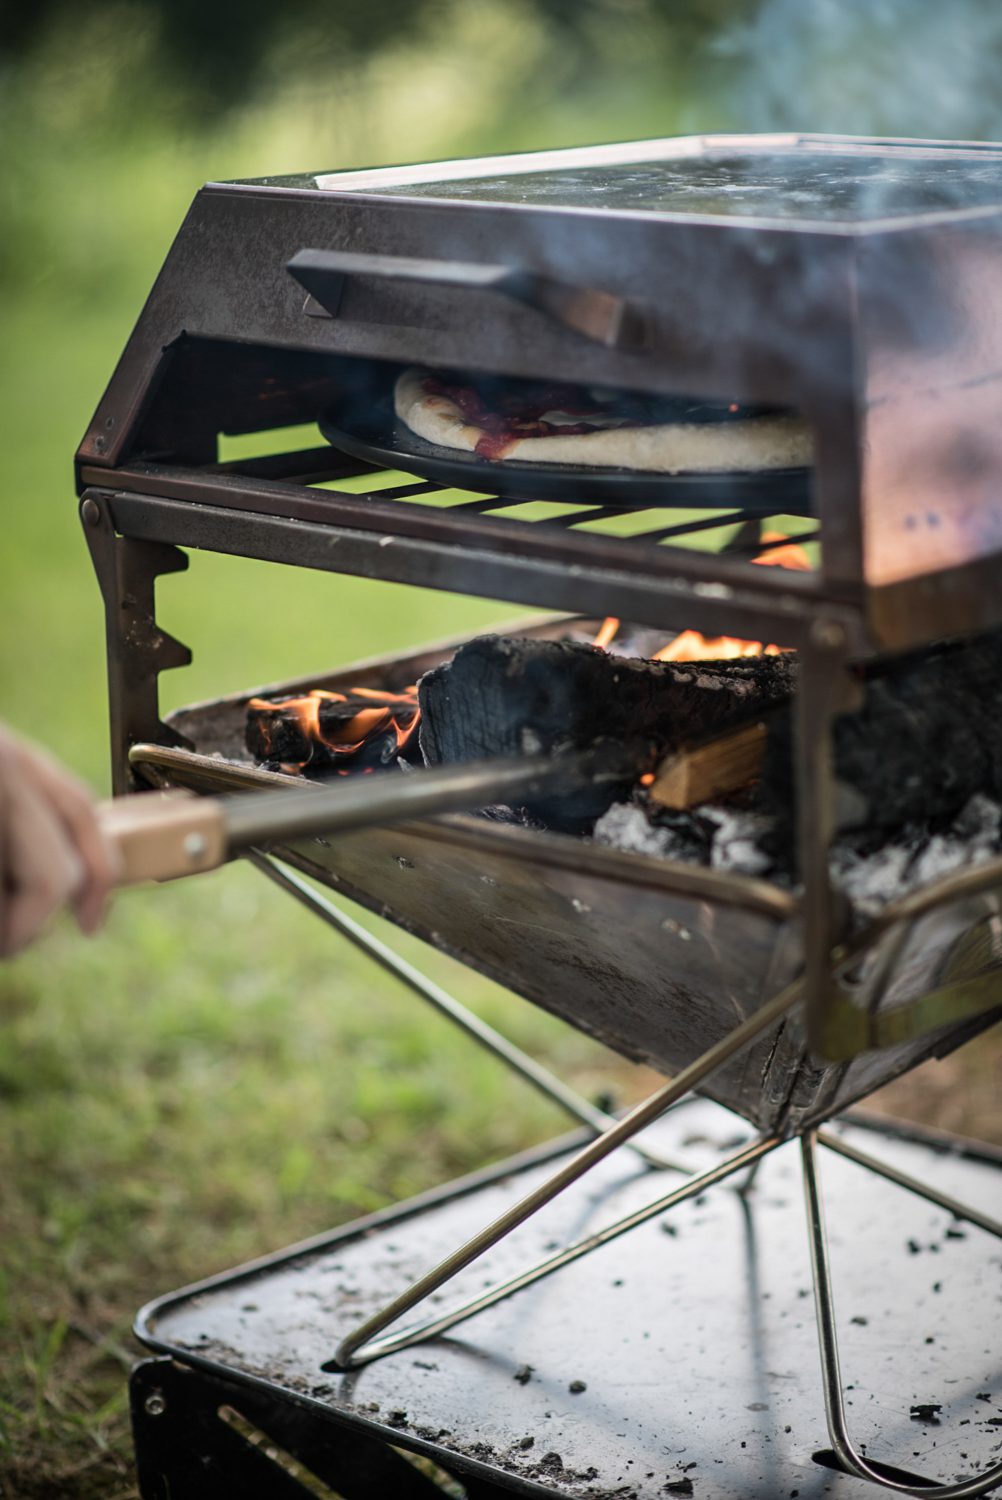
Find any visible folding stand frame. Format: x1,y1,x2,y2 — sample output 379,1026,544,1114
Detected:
240,853,1002,1498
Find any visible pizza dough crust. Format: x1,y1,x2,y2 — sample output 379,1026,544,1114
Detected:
394,368,813,474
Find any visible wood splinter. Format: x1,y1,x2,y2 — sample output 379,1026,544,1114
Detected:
648,719,768,810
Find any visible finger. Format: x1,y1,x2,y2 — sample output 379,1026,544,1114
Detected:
15,741,120,935
1,780,83,956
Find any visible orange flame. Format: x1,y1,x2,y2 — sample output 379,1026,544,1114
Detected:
247,685,420,771
592,617,620,650
753,531,812,572
652,631,786,662
653,531,811,662
593,536,811,659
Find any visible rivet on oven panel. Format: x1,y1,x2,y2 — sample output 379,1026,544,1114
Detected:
80,497,101,527
184,832,209,863
94,434,106,452
143,1391,166,1417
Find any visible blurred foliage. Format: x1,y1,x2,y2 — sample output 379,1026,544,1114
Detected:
0,0,732,301
0,0,739,119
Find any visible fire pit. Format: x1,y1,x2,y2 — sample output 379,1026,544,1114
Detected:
78,133,1002,1496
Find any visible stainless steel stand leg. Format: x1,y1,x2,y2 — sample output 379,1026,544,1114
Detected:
801,1130,1002,1499
251,851,688,1174
736,1152,767,1196
333,1133,781,1367
333,977,800,1368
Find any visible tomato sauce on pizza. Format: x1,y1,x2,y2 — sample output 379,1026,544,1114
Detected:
421,374,621,459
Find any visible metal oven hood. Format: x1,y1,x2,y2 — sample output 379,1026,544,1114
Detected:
79,132,1002,635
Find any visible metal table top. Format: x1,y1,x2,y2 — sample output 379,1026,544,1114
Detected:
137,1098,1002,1499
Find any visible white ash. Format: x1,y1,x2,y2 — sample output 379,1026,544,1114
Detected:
592,802,687,860
829,842,915,918
594,800,771,877
832,794,1001,919
699,806,774,877
595,792,1002,919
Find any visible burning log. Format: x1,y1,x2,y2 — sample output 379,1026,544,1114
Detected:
246,687,420,772
418,635,796,830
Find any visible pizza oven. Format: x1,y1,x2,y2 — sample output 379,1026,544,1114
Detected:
79,135,1002,1498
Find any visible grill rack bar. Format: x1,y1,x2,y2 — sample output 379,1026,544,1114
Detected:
81,456,843,659
212,440,824,552
310,464,820,553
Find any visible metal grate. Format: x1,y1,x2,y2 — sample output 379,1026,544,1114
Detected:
88,446,831,660
308,465,822,571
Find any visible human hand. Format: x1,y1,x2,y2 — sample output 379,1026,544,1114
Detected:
0,727,119,957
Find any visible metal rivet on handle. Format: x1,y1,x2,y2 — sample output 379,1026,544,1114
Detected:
144,1391,166,1417
184,832,209,863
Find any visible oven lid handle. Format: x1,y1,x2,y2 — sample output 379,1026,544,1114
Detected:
287,248,648,351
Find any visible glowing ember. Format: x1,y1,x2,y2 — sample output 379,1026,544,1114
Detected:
592,617,620,650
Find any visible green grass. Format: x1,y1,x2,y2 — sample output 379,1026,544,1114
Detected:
0,862,630,1496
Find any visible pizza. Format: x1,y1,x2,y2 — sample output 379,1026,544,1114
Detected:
394,367,813,473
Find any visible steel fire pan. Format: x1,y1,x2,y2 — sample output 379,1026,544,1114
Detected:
133,619,1001,1135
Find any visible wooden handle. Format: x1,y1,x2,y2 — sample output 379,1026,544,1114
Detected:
97,791,227,885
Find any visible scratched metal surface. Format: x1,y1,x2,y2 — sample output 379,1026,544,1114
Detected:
138,1099,1002,1499
355,151,1002,222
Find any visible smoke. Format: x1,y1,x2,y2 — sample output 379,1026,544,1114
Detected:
708,0,1002,142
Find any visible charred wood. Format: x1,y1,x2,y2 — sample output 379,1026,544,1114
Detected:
762,630,1002,841
418,635,796,830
